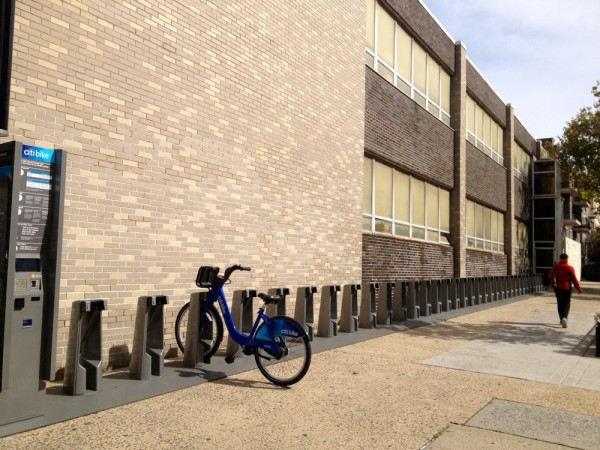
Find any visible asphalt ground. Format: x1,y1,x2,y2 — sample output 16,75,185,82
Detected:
0,283,599,449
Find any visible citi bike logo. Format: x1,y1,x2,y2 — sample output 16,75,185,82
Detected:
281,328,299,337
217,296,226,309
22,145,54,163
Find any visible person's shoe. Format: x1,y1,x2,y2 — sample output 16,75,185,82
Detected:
561,318,568,328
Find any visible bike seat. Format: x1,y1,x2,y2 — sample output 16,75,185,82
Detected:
258,293,280,305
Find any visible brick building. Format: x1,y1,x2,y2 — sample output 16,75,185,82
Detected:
0,0,540,373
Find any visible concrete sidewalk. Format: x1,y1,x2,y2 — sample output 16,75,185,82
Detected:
1,284,599,449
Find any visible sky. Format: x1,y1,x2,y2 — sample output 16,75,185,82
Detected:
422,0,600,140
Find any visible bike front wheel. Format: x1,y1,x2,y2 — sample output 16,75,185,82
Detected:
175,302,223,359
254,316,311,386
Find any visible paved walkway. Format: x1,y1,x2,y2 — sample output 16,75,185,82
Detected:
1,283,599,449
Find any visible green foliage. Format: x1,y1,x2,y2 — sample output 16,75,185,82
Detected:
546,82,600,203
586,230,600,263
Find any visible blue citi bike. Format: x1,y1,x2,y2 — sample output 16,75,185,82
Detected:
175,264,311,386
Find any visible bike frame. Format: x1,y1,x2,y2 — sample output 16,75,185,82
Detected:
201,284,284,357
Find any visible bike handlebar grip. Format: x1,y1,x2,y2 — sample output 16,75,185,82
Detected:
222,264,252,282
239,265,251,271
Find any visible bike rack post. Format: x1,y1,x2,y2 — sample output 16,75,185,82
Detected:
440,279,452,312
466,278,474,306
507,276,515,298
63,299,107,395
481,277,489,303
377,282,393,325
392,280,407,322
459,278,469,308
359,282,378,329
499,276,507,300
183,292,210,367
419,280,431,316
339,284,361,333
407,280,421,319
473,277,482,305
130,295,168,380
317,285,340,337
536,274,544,293
448,279,459,310
266,287,289,317
491,276,499,301
294,286,316,341
431,280,442,314
226,289,257,360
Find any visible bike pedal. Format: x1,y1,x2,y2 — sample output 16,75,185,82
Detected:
242,346,254,356
224,356,235,364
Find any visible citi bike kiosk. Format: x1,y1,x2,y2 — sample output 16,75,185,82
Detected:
0,141,65,426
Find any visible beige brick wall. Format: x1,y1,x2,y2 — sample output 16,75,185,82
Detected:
2,0,366,372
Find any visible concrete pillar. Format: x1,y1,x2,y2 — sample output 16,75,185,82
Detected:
505,104,516,275
450,42,468,278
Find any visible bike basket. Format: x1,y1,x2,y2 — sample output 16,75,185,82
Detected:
196,266,220,288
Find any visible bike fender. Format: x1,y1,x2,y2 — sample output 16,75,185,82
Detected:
256,316,308,340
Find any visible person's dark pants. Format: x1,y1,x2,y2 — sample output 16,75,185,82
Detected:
554,288,572,321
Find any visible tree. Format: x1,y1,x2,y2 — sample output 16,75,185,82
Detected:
587,230,600,263
546,82,600,202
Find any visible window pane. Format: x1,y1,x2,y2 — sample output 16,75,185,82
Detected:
427,230,439,242
413,43,426,93
440,71,450,113
440,189,449,231
467,200,475,237
395,25,411,82
467,97,475,135
411,178,425,226
475,203,484,239
427,103,440,118
485,207,492,240
374,161,393,218
377,63,394,83
363,158,373,214
363,216,372,231
375,219,392,234
396,77,410,96
366,0,375,51
498,214,504,244
412,227,425,240
427,59,440,104
394,171,410,222
491,210,498,243
497,128,503,155
483,113,491,147
376,5,395,67
395,223,409,237
476,105,484,140
426,183,438,229
414,91,426,108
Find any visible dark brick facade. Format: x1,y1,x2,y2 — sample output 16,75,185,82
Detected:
514,117,537,153
466,142,507,211
382,0,455,72
362,234,454,283
466,61,506,126
466,249,508,276
514,178,531,221
365,68,454,189
362,0,538,280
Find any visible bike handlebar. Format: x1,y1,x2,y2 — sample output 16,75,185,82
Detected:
220,264,251,284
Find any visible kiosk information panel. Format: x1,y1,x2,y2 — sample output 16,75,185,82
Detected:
0,141,65,426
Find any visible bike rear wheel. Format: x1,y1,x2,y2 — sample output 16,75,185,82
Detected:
175,302,223,358
254,317,311,386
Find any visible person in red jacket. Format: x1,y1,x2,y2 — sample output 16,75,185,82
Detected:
548,253,583,328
